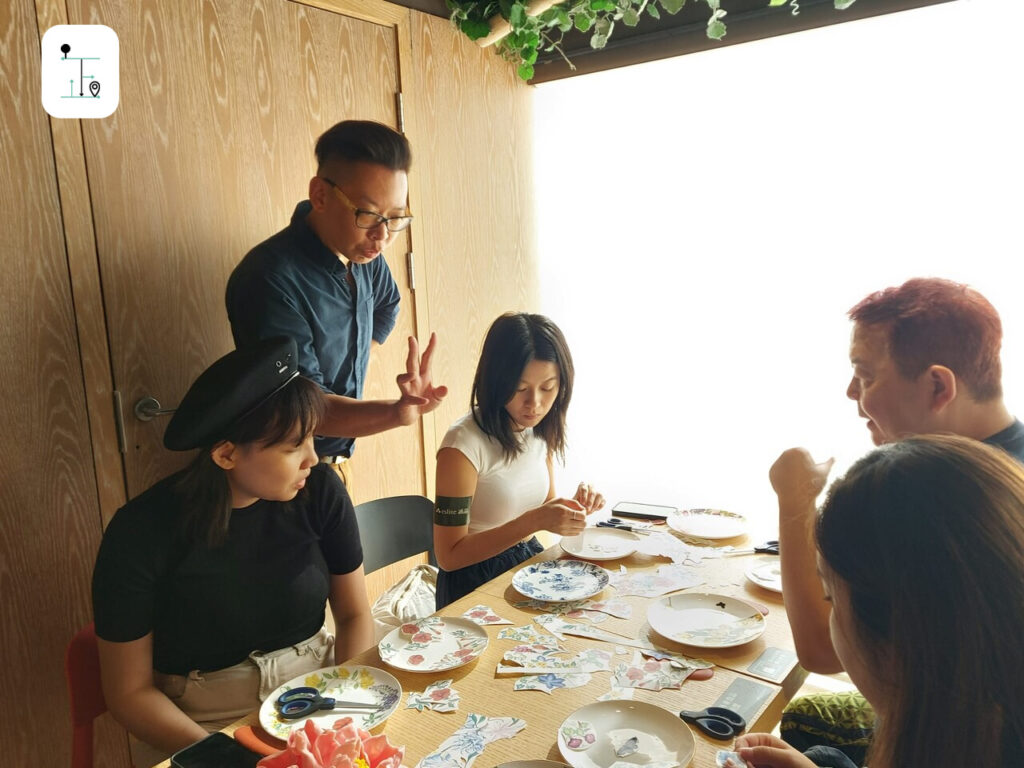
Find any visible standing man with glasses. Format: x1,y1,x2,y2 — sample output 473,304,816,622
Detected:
226,120,446,491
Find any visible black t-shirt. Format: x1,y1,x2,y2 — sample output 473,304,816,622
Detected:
92,464,361,675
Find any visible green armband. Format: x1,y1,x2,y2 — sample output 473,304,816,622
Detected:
435,495,471,526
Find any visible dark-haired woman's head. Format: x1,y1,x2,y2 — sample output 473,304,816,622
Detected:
815,434,1024,768
471,313,574,461
177,375,325,546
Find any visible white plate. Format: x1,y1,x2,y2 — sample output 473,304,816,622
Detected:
667,508,747,539
560,527,640,561
647,592,766,648
259,665,401,739
377,616,488,672
557,700,695,768
512,559,610,602
745,558,782,593
496,762,572,768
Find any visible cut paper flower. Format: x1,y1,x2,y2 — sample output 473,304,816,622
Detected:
407,678,460,713
609,564,704,598
416,713,527,768
497,624,557,644
513,597,632,619
461,604,514,625
257,717,404,768
598,684,635,701
514,671,591,693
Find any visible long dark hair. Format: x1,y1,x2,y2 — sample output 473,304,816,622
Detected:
816,435,1024,768
174,376,325,547
471,312,574,462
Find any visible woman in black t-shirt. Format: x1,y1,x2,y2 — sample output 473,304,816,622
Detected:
92,337,372,767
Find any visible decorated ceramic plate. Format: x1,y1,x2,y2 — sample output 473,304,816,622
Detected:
560,527,640,561
745,558,783,593
667,508,747,539
647,592,766,648
512,559,610,602
259,665,401,739
378,616,488,672
557,700,695,768
496,762,572,768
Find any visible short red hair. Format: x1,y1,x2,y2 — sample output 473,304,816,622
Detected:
848,278,1003,401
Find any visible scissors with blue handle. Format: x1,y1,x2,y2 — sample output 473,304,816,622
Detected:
275,687,380,720
678,706,746,740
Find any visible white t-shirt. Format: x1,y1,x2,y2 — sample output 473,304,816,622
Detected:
439,412,550,534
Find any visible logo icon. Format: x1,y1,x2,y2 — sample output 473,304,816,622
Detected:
41,25,119,119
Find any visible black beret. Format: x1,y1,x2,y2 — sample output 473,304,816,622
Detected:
164,336,300,451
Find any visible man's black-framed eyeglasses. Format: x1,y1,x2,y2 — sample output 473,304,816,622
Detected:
319,176,413,233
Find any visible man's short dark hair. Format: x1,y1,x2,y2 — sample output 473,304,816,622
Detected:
314,120,411,172
848,277,1003,401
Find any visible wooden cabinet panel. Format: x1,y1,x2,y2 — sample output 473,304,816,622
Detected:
70,0,422,504
0,0,109,765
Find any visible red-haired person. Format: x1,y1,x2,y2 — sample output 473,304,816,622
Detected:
774,278,1022,764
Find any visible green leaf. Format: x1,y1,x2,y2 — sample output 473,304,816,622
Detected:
768,0,787,5
590,0,616,10
646,4,661,18
594,16,614,35
517,62,535,80
707,17,726,39
622,8,640,25
523,45,539,64
590,32,609,48
557,8,572,31
460,17,492,39
509,2,526,26
835,0,857,8
659,0,686,14
575,13,594,31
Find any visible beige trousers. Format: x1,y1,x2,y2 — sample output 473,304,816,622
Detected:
131,626,334,767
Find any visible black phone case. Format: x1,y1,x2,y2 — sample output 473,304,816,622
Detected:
170,733,262,768
612,502,674,520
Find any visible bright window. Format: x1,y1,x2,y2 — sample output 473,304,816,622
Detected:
535,0,1024,522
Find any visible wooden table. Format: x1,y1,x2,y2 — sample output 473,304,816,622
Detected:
158,531,805,768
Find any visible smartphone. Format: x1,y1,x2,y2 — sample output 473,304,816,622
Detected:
170,733,263,768
612,501,676,521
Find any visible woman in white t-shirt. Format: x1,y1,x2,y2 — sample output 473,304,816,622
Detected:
433,312,604,608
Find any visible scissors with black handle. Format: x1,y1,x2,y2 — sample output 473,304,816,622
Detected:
724,540,779,556
678,706,746,740
275,686,380,720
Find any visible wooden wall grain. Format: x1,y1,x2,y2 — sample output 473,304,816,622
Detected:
0,1,117,765
406,11,539,465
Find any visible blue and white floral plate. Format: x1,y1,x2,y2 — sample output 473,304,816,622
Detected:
512,559,610,602
259,664,402,739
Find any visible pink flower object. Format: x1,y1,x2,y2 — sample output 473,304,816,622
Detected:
257,717,405,768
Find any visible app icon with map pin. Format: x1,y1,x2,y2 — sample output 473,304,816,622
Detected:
89,80,100,97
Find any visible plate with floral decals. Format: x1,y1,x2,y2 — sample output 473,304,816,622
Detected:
259,664,401,739
667,508,747,540
745,557,783,593
557,700,695,768
647,592,766,649
377,616,489,672
560,527,640,561
512,559,610,602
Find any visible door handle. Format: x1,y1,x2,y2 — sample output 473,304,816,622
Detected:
134,396,177,421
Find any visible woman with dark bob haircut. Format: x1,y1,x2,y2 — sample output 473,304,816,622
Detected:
735,434,1024,768
92,337,373,766
432,313,605,608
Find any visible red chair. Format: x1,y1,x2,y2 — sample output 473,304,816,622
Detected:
65,623,120,768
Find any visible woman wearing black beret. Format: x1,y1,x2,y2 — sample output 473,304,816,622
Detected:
92,336,373,766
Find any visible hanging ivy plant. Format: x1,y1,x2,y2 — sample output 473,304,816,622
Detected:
447,0,858,81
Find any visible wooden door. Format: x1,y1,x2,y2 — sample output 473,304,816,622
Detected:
69,0,425,507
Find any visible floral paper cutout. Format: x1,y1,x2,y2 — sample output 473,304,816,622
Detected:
560,718,598,750
498,624,557,644
513,597,632,619
498,644,612,675
611,651,699,691
406,679,460,713
609,563,705,597
513,672,591,693
461,604,513,625
597,684,635,701
415,713,527,768
535,615,658,651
